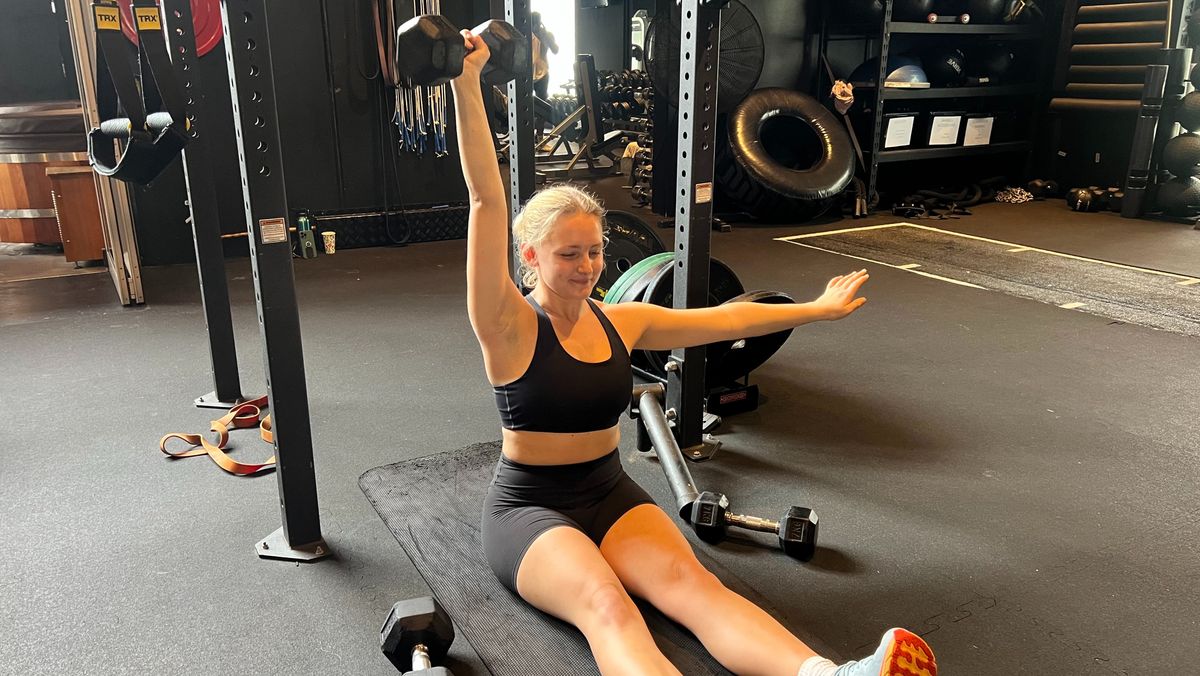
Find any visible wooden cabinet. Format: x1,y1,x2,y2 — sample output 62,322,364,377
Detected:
46,166,105,262
0,158,80,245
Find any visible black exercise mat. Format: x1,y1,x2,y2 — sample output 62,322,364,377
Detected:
780,223,1200,336
360,442,786,676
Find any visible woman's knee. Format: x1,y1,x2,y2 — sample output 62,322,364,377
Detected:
661,555,723,594
582,581,641,630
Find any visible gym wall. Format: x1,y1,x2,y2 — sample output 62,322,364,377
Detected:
0,0,80,105
0,0,488,268
575,2,634,72
116,0,489,267
743,0,818,91
575,1,816,90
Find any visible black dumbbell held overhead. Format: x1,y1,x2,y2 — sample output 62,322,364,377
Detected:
690,491,819,561
380,596,456,675
395,15,528,87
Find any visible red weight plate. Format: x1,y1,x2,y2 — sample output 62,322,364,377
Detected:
192,0,223,57
117,0,223,57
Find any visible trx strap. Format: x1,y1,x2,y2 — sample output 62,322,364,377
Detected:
159,396,276,476
88,0,189,185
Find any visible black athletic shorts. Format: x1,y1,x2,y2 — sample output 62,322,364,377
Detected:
481,449,656,593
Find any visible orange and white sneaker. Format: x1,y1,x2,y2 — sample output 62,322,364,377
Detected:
834,628,937,676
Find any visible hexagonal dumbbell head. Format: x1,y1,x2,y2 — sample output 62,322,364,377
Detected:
395,15,466,86
690,491,730,544
473,19,529,85
779,506,818,561
380,596,455,673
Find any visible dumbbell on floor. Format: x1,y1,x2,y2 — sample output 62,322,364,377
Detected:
395,15,528,86
690,491,819,561
380,596,456,675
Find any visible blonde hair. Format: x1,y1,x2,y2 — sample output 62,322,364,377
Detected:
513,184,606,288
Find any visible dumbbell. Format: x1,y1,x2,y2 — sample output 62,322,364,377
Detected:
689,491,819,561
380,596,456,675
395,15,528,86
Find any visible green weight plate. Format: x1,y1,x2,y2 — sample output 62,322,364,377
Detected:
614,252,673,304
618,255,674,375
603,251,671,305
602,252,662,305
591,210,665,301
621,256,673,305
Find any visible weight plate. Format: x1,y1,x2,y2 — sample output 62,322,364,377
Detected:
707,290,796,387
640,258,745,378
603,252,670,307
607,253,673,375
119,0,223,57
592,210,665,301
621,256,672,305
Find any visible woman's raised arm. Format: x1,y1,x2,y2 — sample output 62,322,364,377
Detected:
449,31,527,340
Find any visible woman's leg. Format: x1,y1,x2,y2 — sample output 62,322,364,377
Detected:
599,504,936,676
599,503,815,676
515,525,681,676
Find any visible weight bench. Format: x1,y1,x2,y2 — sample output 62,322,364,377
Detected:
360,439,827,675
535,54,623,181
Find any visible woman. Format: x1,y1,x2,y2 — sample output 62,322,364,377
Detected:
530,11,557,101
450,29,937,676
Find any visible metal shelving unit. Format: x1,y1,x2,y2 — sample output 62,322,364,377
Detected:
889,21,1044,36
877,140,1030,163
819,2,1057,207
878,83,1039,100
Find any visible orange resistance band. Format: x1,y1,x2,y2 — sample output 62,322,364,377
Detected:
159,396,275,475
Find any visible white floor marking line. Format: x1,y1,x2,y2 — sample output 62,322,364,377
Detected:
1007,247,1032,252
776,221,1195,282
773,222,910,241
1177,279,1200,286
897,263,922,269
0,271,106,284
899,222,1194,281
910,270,986,288
779,240,985,289
1060,302,1087,309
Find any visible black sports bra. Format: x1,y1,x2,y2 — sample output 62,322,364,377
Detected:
493,296,632,433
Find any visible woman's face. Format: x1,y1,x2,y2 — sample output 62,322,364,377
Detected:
530,212,605,299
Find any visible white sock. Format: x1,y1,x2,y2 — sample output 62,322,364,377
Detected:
797,655,839,676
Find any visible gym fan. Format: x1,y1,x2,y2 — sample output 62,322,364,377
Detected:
644,0,765,113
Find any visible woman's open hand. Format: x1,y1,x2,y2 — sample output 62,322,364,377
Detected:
459,30,490,79
813,269,869,321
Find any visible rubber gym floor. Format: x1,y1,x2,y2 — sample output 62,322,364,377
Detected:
3,180,1198,675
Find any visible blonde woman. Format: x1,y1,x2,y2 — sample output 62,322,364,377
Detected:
451,28,937,676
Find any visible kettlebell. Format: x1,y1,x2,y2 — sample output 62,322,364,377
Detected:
1066,187,1094,212
1027,178,1061,198
1106,188,1124,213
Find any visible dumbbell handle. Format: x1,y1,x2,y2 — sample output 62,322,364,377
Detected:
411,644,432,671
725,513,779,535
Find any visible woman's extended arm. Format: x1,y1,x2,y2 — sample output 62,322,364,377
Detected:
450,31,527,339
611,270,870,351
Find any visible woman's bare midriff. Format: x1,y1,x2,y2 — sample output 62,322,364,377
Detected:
501,425,621,465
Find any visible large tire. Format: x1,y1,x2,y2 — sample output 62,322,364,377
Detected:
715,88,854,222
728,88,855,200
715,142,835,222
